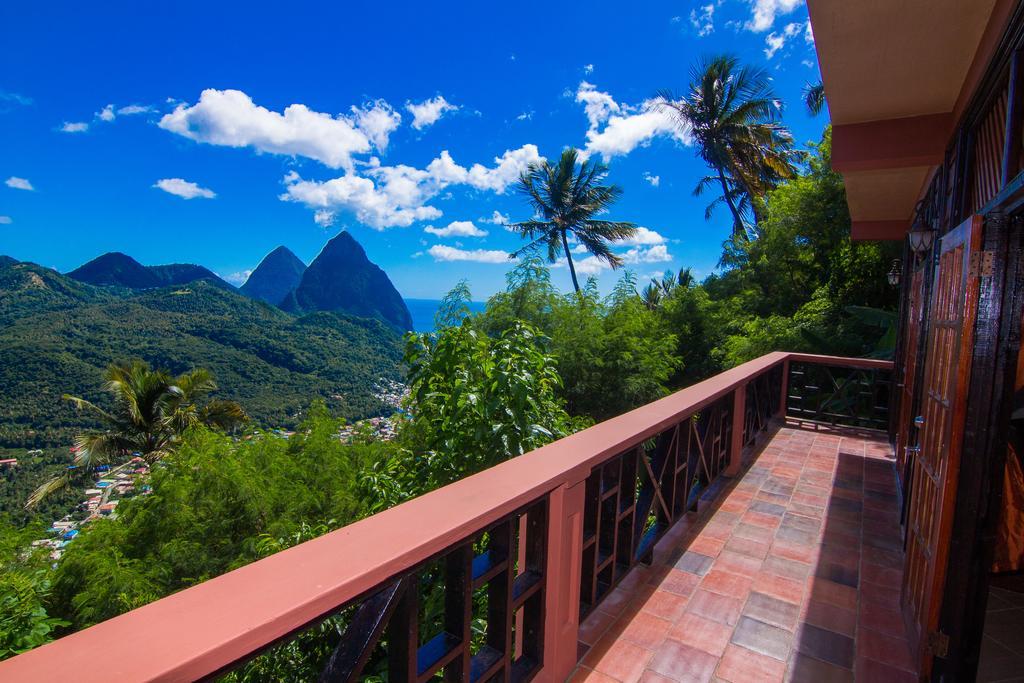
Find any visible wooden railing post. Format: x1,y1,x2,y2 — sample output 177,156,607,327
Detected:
777,358,790,419
541,476,586,682
727,384,746,476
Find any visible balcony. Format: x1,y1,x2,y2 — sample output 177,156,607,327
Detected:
0,352,900,682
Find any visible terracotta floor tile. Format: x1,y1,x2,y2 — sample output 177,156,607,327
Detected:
583,637,654,683
619,610,674,650
743,591,800,631
733,522,776,544
802,599,858,638
762,555,811,582
860,580,900,606
731,615,793,660
752,573,805,605
656,569,702,598
676,551,716,577
788,653,855,682
688,535,726,558
858,628,915,672
702,569,754,599
857,599,905,639
794,623,855,669
713,551,763,578
716,643,787,682
668,613,733,657
724,536,770,560
569,666,621,683
854,657,917,683
808,578,858,611
686,589,745,627
638,589,690,623
648,639,719,683
639,671,676,683
580,608,619,646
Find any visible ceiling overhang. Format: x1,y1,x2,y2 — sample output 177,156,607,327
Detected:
807,0,1008,240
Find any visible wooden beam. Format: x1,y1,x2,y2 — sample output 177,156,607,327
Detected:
851,220,909,241
833,113,954,173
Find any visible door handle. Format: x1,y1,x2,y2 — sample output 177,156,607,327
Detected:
914,416,925,427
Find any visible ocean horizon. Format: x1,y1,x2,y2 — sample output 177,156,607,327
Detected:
405,298,487,333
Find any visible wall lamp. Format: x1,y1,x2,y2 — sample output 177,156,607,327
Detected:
887,259,901,287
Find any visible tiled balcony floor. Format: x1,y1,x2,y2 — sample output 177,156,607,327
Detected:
572,421,916,683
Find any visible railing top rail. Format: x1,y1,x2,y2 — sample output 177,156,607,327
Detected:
0,352,890,681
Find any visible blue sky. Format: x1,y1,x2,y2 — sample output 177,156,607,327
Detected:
0,0,824,299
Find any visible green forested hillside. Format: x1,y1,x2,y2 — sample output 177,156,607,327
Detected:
0,260,404,448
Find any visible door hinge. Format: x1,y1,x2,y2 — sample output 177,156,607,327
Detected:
968,250,995,278
928,630,950,658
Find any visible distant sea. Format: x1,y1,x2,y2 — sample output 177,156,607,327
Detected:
406,299,487,333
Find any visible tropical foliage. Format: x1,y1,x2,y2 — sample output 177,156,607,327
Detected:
510,148,637,292
27,362,246,508
658,54,799,237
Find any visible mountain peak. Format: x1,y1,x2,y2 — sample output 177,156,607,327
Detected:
282,231,412,330
68,252,161,288
240,246,306,305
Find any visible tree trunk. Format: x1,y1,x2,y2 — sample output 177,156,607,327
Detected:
561,230,581,293
716,167,746,239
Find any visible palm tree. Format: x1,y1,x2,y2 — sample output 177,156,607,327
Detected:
510,148,637,293
640,282,663,310
803,82,826,116
27,361,246,508
657,55,799,238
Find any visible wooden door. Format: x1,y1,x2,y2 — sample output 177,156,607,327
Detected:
896,266,925,496
902,215,983,677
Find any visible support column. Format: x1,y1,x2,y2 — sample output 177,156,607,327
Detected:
777,359,790,420
541,476,586,682
727,384,746,476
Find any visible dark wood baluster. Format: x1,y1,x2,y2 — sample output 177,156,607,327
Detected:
318,578,405,683
445,545,473,682
387,575,419,682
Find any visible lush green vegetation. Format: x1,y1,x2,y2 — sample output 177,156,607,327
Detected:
0,264,404,449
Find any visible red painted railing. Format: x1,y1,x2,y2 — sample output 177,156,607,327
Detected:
0,352,892,682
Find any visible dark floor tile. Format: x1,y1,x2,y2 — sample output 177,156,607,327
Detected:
795,623,855,669
816,560,859,588
743,591,800,630
731,615,793,661
782,512,822,534
750,500,787,517
789,653,854,682
675,550,714,577
763,555,811,581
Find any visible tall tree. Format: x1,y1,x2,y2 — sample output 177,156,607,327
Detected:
27,362,246,507
510,148,637,293
657,54,799,238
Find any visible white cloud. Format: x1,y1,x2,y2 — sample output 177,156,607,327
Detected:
280,144,542,229
746,0,803,32
97,104,115,122
405,95,458,130
690,4,715,36
624,244,672,263
117,104,153,115
804,20,814,44
351,100,402,152
480,210,510,225
427,244,510,264
222,270,252,285
584,64,594,74
424,220,488,238
61,121,89,133
764,21,805,58
576,83,690,161
159,88,372,170
517,111,533,121
576,81,620,129
5,177,34,191
153,178,216,199
0,216,11,224
643,172,660,187
620,226,667,247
